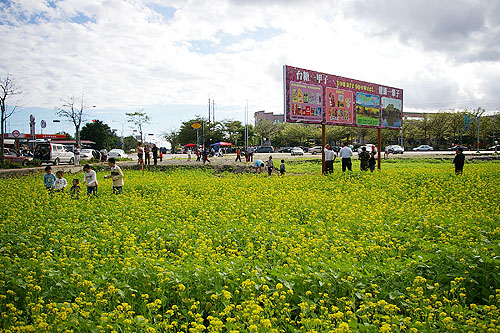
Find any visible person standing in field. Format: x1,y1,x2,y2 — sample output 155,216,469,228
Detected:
83,164,98,196
70,179,80,199
137,143,144,165
267,156,274,176
202,149,210,164
54,170,68,191
279,159,286,175
144,144,151,166
235,147,242,162
152,144,158,166
104,157,124,194
453,147,465,175
359,146,370,171
324,145,336,174
339,142,353,172
368,152,376,172
43,166,56,191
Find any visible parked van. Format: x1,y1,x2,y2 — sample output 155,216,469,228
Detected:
34,142,75,165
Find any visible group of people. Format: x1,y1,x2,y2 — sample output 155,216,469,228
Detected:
137,143,162,166
325,142,467,175
324,143,377,173
253,156,286,176
43,157,124,197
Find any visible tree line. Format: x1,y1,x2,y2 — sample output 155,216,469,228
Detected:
166,110,500,151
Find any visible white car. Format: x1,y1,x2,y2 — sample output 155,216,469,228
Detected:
357,144,377,154
412,145,433,151
309,146,323,154
34,142,75,165
80,149,94,160
108,149,128,159
385,145,404,154
291,147,304,156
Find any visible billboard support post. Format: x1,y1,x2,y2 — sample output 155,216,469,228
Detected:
377,128,381,170
321,124,326,174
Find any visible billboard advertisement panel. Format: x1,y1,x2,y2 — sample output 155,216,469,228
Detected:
284,65,403,129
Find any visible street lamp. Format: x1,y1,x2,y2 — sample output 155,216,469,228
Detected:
113,120,126,145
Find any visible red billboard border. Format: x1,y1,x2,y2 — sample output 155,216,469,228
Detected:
283,65,403,129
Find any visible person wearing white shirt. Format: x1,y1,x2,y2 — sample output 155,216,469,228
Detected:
339,143,353,172
324,145,337,174
83,164,98,196
54,170,68,191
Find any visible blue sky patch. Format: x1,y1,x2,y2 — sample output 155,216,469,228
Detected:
147,3,176,20
189,27,283,54
70,12,96,24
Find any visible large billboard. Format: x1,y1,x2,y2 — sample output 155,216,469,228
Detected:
284,65,403,129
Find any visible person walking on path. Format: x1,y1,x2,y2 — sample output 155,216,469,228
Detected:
235,147,242,162
74,145,80,166
324,145,337,174
339,142,353,172
152,144,158,166
202,149,210,164
247,146,254,162
453,147,465,175
359,147,370,171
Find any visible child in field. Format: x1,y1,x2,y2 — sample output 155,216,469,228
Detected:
267,156,274,176
43,166,56,190
70,179,80,199
104,157,124,194
83,164,98,196
54,170,68,191
368,152,376,172
279,159,286,175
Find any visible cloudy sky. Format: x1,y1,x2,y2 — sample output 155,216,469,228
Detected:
1,0,499,140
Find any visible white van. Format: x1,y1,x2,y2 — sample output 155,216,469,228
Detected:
34,142,75,165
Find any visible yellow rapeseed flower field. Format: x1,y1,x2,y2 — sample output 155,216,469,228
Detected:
0,160,499,332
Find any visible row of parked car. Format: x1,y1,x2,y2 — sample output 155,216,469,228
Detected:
3,142,131,166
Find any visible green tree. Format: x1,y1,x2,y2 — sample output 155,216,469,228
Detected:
223,120,245,146
80,120,120,150
254,120,281,146
123,135,139,152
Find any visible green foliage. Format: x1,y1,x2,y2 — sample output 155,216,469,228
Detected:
80,120,120,150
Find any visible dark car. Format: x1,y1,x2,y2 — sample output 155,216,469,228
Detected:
255,146,274,153
448,145,468,151
278,147,292,153
4,148,29,166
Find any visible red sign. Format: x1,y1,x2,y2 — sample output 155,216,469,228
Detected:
12,130,20,138
3,133,66,139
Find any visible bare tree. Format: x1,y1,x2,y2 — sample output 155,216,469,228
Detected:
55,94,95,147
126,109,151,143
0,74,23,163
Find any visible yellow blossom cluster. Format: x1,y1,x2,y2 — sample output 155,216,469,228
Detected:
0,160,499,331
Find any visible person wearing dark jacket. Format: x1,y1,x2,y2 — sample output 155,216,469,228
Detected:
453,148,465,175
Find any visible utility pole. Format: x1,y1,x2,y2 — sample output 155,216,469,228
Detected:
245,100,249,150
208,98,211,123
476,107,485,153
212,99,215,123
